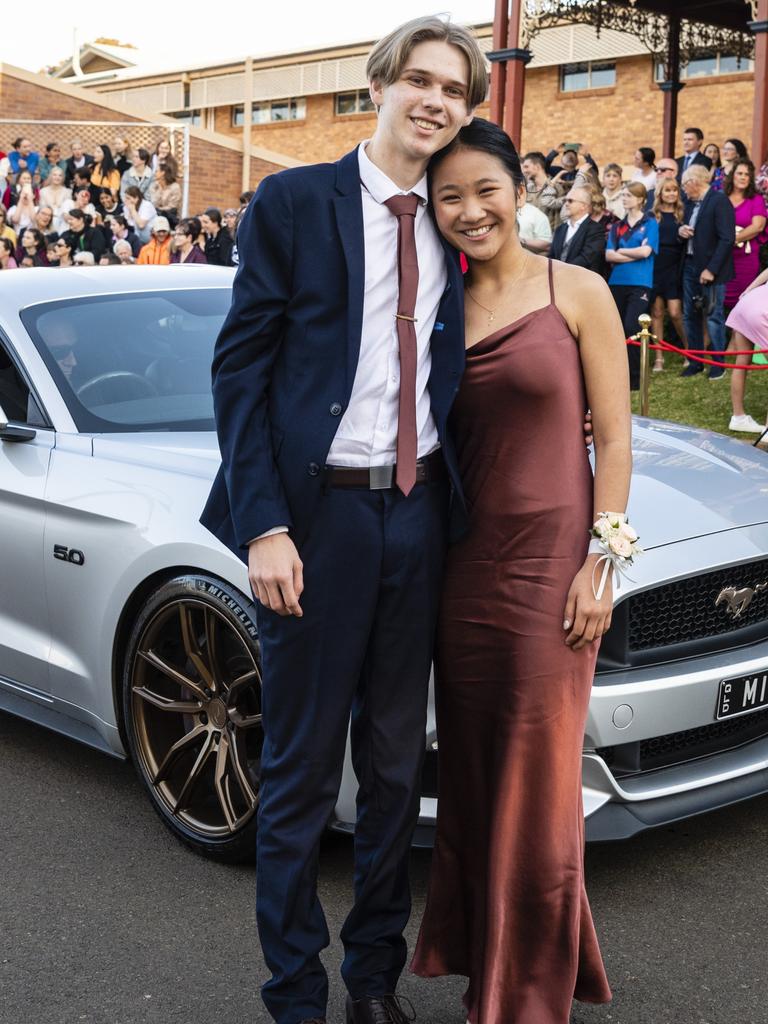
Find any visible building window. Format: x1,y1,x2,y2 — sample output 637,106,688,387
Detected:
232,98,306,126
654,51,754,81
335,90,376,115
168,109,201,125
560,61,616,92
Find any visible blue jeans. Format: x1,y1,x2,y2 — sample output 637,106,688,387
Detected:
682,259,727,365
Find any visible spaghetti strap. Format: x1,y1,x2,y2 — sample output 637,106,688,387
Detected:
547,258,555,305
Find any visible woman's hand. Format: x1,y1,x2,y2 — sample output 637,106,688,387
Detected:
563,555,613,650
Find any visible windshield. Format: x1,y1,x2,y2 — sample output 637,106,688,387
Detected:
20,289,231,432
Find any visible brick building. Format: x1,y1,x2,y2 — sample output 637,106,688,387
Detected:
0,60,301,211
57,23,758,172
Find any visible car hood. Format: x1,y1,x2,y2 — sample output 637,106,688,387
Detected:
90,419,768,549
624,418,768,548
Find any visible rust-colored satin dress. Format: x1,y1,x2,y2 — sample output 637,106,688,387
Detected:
411,261,612,1023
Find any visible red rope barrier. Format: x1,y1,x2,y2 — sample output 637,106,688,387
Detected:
626,337,768,369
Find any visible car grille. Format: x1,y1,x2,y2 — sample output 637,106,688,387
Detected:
595,557,768,672
629,557,768,652
597,706,768,777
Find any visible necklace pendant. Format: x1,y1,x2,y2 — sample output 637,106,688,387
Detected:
488,312,495,325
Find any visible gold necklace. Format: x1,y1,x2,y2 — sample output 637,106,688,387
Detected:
465,253,529,327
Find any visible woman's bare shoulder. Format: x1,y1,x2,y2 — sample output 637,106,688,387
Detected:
551,262,613,329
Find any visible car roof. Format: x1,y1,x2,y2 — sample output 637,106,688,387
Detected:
0,265,234,311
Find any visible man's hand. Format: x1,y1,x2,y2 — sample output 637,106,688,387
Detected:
700,268,715,284
248,533,304,617
679,224,694,239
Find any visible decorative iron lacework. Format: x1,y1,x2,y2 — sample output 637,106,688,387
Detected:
520,1,756,75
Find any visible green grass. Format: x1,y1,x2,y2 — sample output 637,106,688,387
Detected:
630,347,768,442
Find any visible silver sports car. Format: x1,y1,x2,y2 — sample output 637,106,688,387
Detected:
3,266,768,862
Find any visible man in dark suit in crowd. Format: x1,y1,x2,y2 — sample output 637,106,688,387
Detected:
679,164,735,380
201,16,486,1024
676,127,712,182
550,186,606,274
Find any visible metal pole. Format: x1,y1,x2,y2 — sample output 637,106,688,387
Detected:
749,1,768,165
181,125,190,217
659,15,683,159
637,313,652,417
242,57,254,193
490,0,509,125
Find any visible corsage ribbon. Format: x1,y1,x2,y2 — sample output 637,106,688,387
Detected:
589,512,643,600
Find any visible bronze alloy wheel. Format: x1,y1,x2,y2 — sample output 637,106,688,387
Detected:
123,575,263,861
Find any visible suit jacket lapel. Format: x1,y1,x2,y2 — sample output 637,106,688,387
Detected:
333,149,365,393
437,234,465,376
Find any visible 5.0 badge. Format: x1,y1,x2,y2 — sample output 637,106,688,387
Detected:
53,545,85,566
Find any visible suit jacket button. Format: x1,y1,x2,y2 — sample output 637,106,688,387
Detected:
330,402,342,416
308,462,320,477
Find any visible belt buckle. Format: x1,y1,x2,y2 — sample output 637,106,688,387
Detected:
369,465,394,490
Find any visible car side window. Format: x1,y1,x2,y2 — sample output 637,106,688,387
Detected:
0,340,45,427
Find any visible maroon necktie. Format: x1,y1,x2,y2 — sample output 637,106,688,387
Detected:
384,193,420,496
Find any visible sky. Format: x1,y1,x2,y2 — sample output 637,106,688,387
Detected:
3,1,494,74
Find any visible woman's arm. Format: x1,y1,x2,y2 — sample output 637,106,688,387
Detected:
616,244,653,259
133,202,155,230
736,213,767,244
742,266,768,294
556,264,632,649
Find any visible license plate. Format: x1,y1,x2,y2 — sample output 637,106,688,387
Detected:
716,671,768,720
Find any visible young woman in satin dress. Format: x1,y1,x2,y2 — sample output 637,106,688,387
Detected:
411,118,633,1024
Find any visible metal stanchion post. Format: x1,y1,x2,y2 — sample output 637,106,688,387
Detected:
631,313,655,417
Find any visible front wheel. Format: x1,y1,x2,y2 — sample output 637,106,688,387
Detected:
122,575,263,862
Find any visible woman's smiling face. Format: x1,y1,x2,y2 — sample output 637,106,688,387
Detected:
431,147,524,262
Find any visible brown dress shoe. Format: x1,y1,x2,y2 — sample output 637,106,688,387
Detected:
345,993,416,1024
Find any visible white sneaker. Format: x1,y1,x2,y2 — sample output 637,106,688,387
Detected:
729,414,766,433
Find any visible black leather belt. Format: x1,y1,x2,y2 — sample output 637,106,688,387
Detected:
325,450,446,490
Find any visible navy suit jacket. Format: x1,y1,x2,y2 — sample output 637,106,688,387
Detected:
683,187,735,285
201,148,468,561
550,217,605,274
676,151,711,182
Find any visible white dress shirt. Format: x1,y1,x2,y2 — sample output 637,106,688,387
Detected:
326,141,445,466
564,212,589,244
254,142,447,541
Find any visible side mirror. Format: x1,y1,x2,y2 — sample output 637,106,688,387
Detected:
0,402,36,443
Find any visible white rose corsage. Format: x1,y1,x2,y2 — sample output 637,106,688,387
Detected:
588,512,643,600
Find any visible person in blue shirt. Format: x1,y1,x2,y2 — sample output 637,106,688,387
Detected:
8,138,40,181
606,181,659,390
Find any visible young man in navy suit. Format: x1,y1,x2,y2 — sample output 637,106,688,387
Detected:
202,17,487,1024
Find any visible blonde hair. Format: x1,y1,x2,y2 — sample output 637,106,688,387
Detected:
652,177,684,223
366,16,488,111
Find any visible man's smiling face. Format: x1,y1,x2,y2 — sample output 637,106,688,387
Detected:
370,40,474,166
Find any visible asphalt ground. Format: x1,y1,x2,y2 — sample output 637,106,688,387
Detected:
2,710,767,1024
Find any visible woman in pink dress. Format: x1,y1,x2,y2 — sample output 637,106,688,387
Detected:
727,266,768,434
725,161,767,309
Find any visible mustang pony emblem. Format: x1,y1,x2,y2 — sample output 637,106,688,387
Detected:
715,582,768,620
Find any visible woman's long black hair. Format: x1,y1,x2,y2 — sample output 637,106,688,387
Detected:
428,117,526,191
96,143,117,176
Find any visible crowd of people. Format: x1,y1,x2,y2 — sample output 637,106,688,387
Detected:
2,125,768,433
0,135,246,270
518,126,768,431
